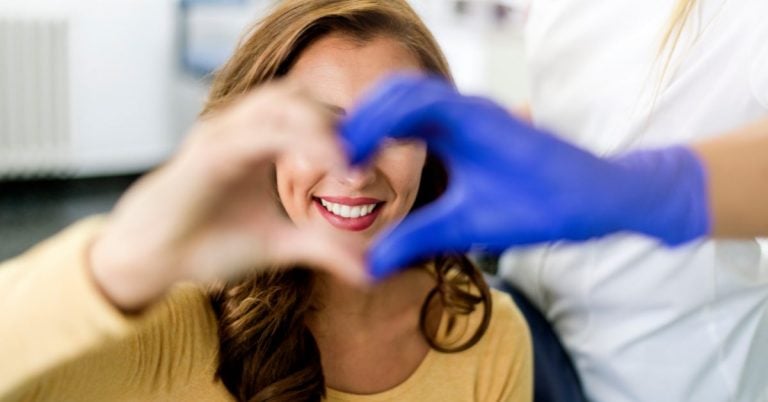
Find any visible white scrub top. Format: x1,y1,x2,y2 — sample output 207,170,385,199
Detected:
501,1,768,401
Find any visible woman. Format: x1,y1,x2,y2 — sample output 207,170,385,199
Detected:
0,1,532,401
339,0,768,401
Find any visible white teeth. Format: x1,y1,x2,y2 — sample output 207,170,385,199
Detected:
319,199,378,219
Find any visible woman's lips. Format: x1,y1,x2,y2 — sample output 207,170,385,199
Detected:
314,196,383,232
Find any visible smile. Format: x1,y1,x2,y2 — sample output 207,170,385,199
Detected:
320,199,376,218
313,196,383,231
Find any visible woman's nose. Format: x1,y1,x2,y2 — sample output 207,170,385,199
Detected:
335,166,377,189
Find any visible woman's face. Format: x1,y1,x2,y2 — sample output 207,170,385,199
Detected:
278,33,427,247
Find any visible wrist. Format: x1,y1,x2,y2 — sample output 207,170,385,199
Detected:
88,234,175,313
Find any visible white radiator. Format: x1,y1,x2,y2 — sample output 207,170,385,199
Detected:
0,0,177,179
0,15,71,177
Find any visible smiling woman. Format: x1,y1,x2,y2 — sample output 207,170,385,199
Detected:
0,1,531,401
277,33,426,236
204,1,530,400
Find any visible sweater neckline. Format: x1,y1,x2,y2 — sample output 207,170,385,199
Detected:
323,347,437,401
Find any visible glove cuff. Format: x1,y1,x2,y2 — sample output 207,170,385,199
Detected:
612,146,711,245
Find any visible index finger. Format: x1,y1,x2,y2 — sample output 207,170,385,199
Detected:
339,74,458,165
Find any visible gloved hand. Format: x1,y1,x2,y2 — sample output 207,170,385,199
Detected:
340,75,710,278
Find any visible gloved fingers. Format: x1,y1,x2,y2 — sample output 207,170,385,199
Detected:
367,191,467,279
340,74,458,165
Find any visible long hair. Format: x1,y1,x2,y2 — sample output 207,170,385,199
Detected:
654,0,697,89
204,1,492,401
635,0,697,134
658,0,697,58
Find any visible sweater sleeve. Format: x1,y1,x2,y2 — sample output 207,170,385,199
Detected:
0,217,222,401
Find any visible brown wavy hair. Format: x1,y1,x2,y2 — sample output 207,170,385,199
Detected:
204,1,492,401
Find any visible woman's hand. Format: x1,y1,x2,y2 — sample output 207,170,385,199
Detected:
90,83,367,312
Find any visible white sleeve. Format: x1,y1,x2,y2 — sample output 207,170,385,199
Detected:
498,248,548,311
750,40,768,110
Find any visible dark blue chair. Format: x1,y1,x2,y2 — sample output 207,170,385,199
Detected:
486,275,588,402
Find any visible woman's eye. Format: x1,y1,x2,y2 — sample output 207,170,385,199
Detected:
382,136,422,148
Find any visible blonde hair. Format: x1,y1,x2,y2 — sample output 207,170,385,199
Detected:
635,0,697,133
658,0,697,58
654,0,698,90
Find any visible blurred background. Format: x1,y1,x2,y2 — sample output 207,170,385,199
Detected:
0,0,531,259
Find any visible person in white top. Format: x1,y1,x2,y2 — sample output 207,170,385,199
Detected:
338,0,768,401
505,1,768,401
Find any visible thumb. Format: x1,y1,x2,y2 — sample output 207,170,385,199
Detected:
369,191,467,279
269,226,370,287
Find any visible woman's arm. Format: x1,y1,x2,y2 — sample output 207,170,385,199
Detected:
0,218,222,400
692,117,768,238
0,82,366,398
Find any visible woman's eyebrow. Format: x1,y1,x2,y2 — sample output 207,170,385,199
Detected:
321,102,347,116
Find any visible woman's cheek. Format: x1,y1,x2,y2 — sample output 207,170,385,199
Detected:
275,155,325,224
376,144,427,209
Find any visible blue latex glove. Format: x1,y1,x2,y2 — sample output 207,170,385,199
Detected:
340,75,710,279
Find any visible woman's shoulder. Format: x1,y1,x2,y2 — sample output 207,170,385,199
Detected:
475,288,533,400
459,288,531,365
421,288,532,401
487,288,530,339
437,287,530,355
436,286,532,371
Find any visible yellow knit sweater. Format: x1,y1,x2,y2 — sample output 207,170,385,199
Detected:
0,217,532,401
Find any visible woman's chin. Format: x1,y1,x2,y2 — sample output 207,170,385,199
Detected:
323,227,376,251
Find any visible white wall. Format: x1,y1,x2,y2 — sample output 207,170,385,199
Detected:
0,0,532,178
0,0,176,177
412,0,530,107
